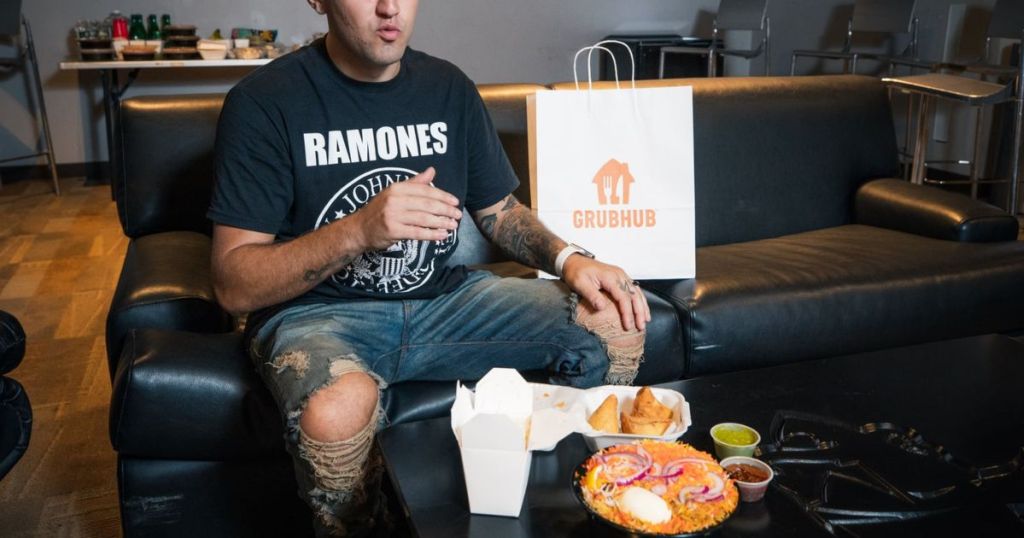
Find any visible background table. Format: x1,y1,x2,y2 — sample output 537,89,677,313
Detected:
58,58,272,189
379,335,1024,537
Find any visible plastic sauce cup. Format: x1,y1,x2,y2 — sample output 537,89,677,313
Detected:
720,456,774,502
710,422,760,459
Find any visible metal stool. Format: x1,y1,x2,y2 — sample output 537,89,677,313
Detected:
659,0,770,78
791,0,919,76
884,75,1011,196
883,38,1024,214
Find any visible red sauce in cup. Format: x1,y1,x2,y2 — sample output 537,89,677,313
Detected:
725,463,769,483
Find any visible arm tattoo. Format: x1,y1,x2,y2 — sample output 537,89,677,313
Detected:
479,213,497,238
501,196,518,211
303,264,330,283
302,255,354,283
490,196,561,274
476,195,517,241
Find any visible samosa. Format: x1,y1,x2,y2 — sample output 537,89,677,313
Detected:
587,394,620,433
621,412,672,436
633,386,673,421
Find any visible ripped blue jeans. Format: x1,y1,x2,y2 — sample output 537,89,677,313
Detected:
249,270,614,536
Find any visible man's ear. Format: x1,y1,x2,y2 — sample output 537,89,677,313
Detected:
308,0,326,15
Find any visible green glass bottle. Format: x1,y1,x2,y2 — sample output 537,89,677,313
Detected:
146,14,161,40
160,14,171,32
128,14,146,40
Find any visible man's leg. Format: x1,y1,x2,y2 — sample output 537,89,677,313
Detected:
572,292,647,385
397,270,645,386
250,302,401,537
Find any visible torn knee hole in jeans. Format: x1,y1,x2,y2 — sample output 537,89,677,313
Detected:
570,294,646,385
269,350,311,378
298,402,379,492
290,354,388,491
304,447,386,535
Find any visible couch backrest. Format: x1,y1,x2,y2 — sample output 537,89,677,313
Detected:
118,94,225,239
448,84,549,266
549,75,899,246
116,85,550,266
118,76,898,251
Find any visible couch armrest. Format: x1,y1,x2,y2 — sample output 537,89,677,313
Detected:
854,179,1018,242
110,329,284,459
106,232,234,379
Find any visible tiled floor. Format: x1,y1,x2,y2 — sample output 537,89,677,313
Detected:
0,177,123,538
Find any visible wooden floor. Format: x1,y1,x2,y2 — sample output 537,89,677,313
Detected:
0,177,124,537
0,175,1021,538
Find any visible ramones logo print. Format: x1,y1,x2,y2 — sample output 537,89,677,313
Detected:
314,167,458,293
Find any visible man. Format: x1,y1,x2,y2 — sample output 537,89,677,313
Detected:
208,0,648,535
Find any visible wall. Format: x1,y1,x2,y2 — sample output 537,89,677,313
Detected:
0,0,717,167
0,0,1011,179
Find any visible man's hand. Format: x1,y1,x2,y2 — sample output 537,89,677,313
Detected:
348,167,462,250
561,255,651,332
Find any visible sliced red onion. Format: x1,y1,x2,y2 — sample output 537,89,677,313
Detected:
636,444,652,463
678,473,727,503
651,483,668,496
650,459,686,480
599,451,652,486
703,473,725,498
678,485,705,503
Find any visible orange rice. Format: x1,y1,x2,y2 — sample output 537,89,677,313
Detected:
578,440,739,534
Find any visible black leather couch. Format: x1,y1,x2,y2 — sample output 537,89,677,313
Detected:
105,75,1024,537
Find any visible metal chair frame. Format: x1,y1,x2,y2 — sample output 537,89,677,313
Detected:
884,0,1024,213
0,13,60,195
659,0,771,78
790,0,920,76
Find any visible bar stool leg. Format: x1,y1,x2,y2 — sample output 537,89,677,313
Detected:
23,17,59,196
1010,61,1024,215
969,105,985,199
911,95,933,185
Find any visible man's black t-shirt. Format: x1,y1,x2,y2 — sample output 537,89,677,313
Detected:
208,39,518,330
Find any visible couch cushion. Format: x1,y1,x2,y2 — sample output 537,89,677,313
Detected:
110,329,283,459
646,224,1024,376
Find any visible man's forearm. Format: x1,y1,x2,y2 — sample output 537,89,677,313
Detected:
213,221,363,314
476,195,565,275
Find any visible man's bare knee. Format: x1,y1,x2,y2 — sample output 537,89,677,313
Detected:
300,371,379,443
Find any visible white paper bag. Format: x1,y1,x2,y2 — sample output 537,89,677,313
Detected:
528,41,696,279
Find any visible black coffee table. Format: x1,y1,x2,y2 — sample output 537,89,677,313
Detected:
378,335,1024,537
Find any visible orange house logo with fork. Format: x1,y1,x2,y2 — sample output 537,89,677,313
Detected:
593,158,635,205
572,158,656,229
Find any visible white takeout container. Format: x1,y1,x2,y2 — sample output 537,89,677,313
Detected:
451,369,692,517
577,384,691,451
451,369,577,517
